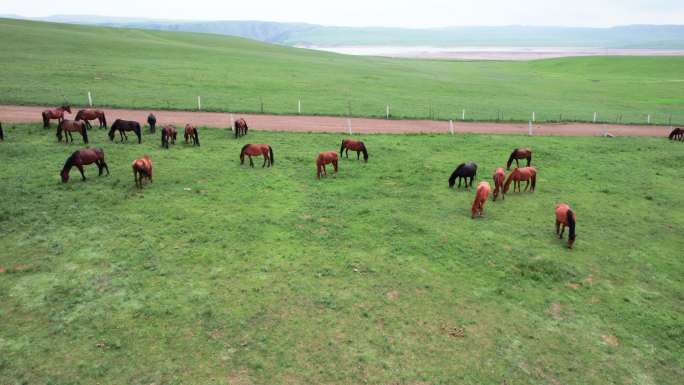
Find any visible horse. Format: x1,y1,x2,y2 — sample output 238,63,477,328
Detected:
234,118,248,138
56,120,89,144
60,148,109,183
507,148,532,169
340,139,368,162
74,109,107,129
316,151,338,179
449,162,478,188
132,155,153,189
503,167,537,193
147,114,157,133
109,119,142,144
42,105,71,128
161,125,177,149
669,128,683,141
240,144,274,168
184,124,200,146
492,167,506,201
471,181,492,219
555,203,577,249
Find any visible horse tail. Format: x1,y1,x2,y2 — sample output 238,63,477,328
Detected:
268,145,274,165
42,112,49,128
340,140,346,156
316,161,322,179
361,143,368,162
194,128,200,146
56,120,63,140
507,149,517,169
82,123,89,144
135,123,141,144
567,209,576,240
531,170,537,190
101,113,107,128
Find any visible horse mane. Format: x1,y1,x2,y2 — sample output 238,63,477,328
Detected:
360,142,368,161
669,128,679,140
566,209,576,240
507,149,519,169
448,164,465,187
240,144,250,158
74,110,83,120
503,169,515,193
62,151,77,172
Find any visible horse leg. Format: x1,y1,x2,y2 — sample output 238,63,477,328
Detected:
249,156,254,168
345,148,349,158
458,177,462,188
515,159,520,168
333,160,338,173
357,151,360,160
262,155,267,168
77,165,86,181
556,220,561,236
322,164,327,176
524,180,530,191
559,224,566,239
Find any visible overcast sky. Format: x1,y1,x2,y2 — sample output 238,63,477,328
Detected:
3,0,684,28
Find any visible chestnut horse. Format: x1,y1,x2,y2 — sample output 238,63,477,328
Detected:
74,109,107,129
61,148,109,183
56,120,89,144
240,144,274,167
555,203,577,249
503,167,537,193
234,118,248,138
669,128,683,141
184,124,200,146
42,105,71,128
147,113,157,133
316,151,338,179
471,181,491,219
161,125,177,148
109,119,142,144
507,148,532,169
340,139,368,162
492,167,506,201
449,162,478,188
132,155,153,189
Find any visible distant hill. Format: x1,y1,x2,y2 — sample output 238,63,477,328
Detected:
3,15,684,48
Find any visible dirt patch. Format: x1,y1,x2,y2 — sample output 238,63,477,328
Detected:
602,334,619,347
0,267,5,273
227,368,252,385
547,302,563,320
566,283,581,290
584,275,594,285
385,290,400,301
441,325,465,338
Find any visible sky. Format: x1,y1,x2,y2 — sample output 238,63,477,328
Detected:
3,0,684,28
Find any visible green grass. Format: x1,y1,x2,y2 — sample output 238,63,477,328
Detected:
1,18,684,125
1,124,682,384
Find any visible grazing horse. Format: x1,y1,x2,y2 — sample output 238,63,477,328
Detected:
161,125,177,149
316,151,338,179
555,203,577,249
60,148,109,183
507,148,532,169
234,118,248,138
471,181,491,219
56,120,89,144
109,119,142,144
492,167,506,201
240,144,274,168
184,124,200,146
147,113,157,133
42,105,71,128
74,109,107,129
449,162,478,188
132,155,153,189
340,139,369,162
504,167,537,193
669,128,683,141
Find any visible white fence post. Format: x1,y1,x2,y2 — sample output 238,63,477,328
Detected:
197,96,201,111
462,109,466,120
449,120,454,135
593,112,598,123
347,118,352,135
230,113,234,131
88,91,92,107
647,114,651,124
528,121,533,136
298,99,301,114
386,105,390,119
532,112,536,122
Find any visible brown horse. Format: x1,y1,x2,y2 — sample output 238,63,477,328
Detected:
340,139,368,162
507,148,532,169
316,151,338,179
492,167,506,201
75,109,107,129
555,203,577,249
56,120,89,144
472,181,491,219
240,144,274,167
132,155,153,189
234,118,248,138
184,124,200,146
669,128,683,141
161,125,177,148
109,119,142,144
61,148,109,183
42,105,71,128
503,167,537,193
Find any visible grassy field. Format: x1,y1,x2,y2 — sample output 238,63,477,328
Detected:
1,18,683,125
0,123,682,384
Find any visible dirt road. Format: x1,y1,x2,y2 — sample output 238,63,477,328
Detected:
0,105,672,137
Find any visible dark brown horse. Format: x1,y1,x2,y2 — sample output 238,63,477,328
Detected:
56,120,89,144
503,167,537,193
132,155,153,189
184,124,200,146
240,144,274,167
234,118,248,138
316,151,338,179
61,148,109,183
109,119,142,144
161,125,177,149
449,162,478,188
147,114,157,133
669,128,683,141
340,139,368,162
507,148,532,169
74,109,107,129
42,105,71,128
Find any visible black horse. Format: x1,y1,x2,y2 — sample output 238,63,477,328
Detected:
234,118,248,138
669,128,683,141
109,119,142,144
161,125,177,149
449,162,478,188
148,113,157,133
